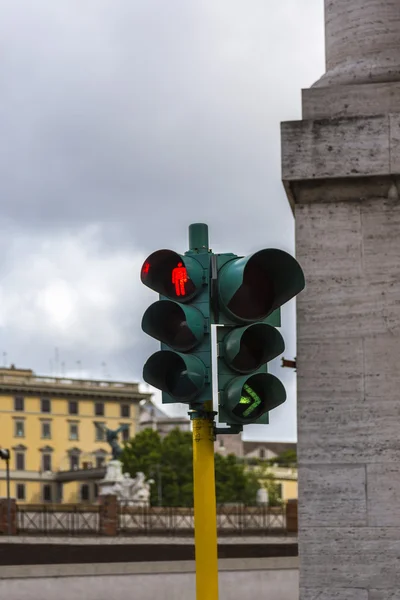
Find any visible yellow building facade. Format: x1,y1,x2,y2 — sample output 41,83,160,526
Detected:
268,466,298,502
0,366,150,504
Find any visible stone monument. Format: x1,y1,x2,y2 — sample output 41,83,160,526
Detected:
256,487,268,506
97,424,152,506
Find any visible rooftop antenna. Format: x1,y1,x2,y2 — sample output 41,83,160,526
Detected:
54,347,59,377
101,362,111,379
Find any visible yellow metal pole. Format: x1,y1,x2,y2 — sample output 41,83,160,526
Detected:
192,400,219,600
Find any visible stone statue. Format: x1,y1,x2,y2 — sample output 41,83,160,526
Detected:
112,471,152,506
95,423,129,460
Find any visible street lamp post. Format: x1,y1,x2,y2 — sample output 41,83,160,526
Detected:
0,449,11,535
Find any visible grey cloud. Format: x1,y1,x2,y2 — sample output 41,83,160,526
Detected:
0,0,324,440
1,1,323,251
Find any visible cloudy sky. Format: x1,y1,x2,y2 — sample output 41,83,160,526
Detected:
1,1,324,441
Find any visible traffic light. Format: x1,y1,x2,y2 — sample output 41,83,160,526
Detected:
141,224,211,406
215,249,305,429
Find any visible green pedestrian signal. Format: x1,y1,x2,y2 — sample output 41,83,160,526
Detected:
141,225,211,406
214,249,305,429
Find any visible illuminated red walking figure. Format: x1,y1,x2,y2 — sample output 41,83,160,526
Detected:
172,262,188,296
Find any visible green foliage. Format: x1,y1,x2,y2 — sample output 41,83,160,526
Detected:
215,453,259,505
271,449,297,467
121,427,259,507
159,429,193,507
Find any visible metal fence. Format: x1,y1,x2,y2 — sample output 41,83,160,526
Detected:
15,503,286,536
118,505,286,536
17,504,100,535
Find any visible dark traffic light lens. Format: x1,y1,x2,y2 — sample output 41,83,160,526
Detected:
143,350,206,402
219,249,305,324
230,326,266,372
166,365,197,399
225,323,285,374
141,300,204,351
228,260,274,320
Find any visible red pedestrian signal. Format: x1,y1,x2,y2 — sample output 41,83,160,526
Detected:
172,262,189,297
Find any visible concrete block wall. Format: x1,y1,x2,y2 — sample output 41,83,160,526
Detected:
294,195,400,598
281,3,400,596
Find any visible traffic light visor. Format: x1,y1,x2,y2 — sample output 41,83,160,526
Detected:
141,250,203,301
218,249,305,322
143,350,206,402
141,300,205,352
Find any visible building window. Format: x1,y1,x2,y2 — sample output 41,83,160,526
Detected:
56,483,63,503
219,439,224,448
121,426,130,442
14,396,24,411
16,483,25,501
69,423,79,440
95,402,104,416
259,448,265,459
69,401,78,415
96,456,105,468
41,399,51,413
14,420,25,438
41,422,51,439
43,484,52,502
42,453,52,472
95,423,105,441
121,404,130,418
70,454,79,470
15,452,25,471
94,483,99,499
80,484,90,502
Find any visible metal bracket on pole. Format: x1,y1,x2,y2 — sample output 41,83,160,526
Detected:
210,254,219,323
189,409,217,421
214,424,243,437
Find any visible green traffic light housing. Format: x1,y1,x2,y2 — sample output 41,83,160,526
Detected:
218,321,287,426
140,225,305,430
215,247,305,430
140,227,212,407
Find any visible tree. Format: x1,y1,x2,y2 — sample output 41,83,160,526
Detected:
160,429,193,507
215,453,259,506
120,428,194,507
121,427,260,507
120,429,162,506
